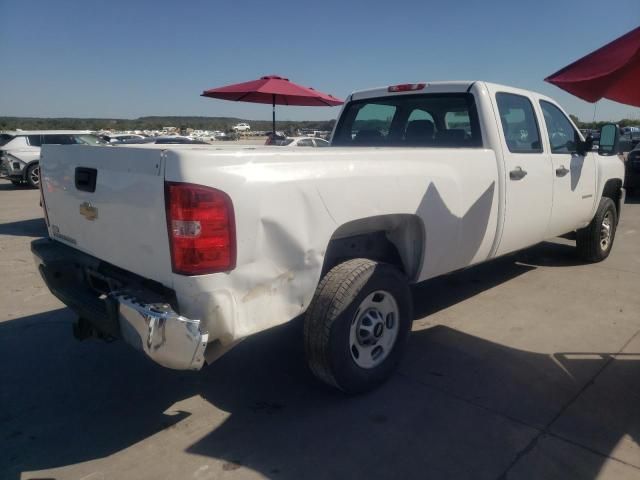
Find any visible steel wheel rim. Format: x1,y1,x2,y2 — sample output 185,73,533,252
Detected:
600,211,612,251
349,290,399,369
30,166,40,186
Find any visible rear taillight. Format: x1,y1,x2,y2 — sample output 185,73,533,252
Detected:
388,83,426,92
165,182,236,275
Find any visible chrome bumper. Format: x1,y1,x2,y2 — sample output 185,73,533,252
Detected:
31,238,209,372
115,293,209,370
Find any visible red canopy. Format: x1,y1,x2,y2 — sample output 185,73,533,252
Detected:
202,75,343,106
202,75,343,135
545,26,640,107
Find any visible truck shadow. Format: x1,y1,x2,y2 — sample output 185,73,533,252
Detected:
0,218,47,237
2,240,637,479
625,192,640,204
515,241,589,268
0,181,25,191
188,325,639,480
415,181,496,275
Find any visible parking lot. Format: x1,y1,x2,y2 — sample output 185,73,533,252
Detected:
0,178,639,480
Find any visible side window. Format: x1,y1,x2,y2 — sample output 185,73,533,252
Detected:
297,138,314,147
42,135,61,144
27,135,42,146
540,101,579,154
496,93,542,153
42,134,78,145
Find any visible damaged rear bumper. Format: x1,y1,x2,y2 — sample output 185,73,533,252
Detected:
114,294,209,370
31,238,208,370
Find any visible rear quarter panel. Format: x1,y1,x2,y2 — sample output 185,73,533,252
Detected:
164,147,500,344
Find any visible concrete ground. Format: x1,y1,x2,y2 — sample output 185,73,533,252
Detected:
0,178,639,480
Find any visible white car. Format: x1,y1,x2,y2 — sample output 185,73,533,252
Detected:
0,130,104,187
281,136,330,147
34,81,624,393
232,123,251,132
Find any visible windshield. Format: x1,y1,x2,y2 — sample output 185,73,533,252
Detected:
332,93,482,148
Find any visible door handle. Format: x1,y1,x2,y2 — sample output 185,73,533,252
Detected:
556,165,570,177
509,167,527,180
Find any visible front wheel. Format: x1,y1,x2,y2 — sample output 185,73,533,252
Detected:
304,259,412,394
576,197,617,262
26,164,40,188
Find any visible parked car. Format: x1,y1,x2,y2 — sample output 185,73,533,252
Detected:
33,81,624,393
232,123,251,132
0,130,106,187
215,132,239,141
624,143,640,193
264,132,288,145
280,136,330,147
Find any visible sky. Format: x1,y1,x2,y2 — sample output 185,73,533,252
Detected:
1,0,639,122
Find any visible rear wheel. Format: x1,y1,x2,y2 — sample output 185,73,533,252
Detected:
26,164,40,188
304,258,412,394
576,197,617,262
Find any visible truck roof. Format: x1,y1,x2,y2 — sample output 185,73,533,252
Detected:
349,81,550,102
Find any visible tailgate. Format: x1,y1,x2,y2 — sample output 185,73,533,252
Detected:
40,145,172,285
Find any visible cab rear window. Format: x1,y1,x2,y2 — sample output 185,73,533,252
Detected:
332,93,482,148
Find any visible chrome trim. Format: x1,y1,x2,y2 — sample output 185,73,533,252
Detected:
114,293,209,370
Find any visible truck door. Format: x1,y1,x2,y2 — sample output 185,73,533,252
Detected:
538,100,597,237
492,91,553,256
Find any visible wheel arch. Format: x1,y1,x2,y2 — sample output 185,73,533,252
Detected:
601,178,623,218
321,214,425,282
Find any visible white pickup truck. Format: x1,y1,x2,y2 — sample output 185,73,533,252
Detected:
33,81,625,393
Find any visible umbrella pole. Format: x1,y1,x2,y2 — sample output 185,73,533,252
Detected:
272,94,276,135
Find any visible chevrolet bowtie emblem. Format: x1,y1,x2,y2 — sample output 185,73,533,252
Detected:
79,201,98,221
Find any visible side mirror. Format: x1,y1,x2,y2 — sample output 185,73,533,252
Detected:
598,123,619,156
575,135,593,156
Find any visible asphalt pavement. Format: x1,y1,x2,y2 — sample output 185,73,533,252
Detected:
1,178,639,480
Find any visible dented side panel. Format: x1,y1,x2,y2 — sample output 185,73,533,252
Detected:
163,147,500,348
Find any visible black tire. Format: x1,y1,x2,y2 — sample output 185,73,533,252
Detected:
304,258,412,394
576,197,617,262
26,163,40,188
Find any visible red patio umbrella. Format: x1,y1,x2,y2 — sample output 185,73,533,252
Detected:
545,26,640,107
201,75,344,135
